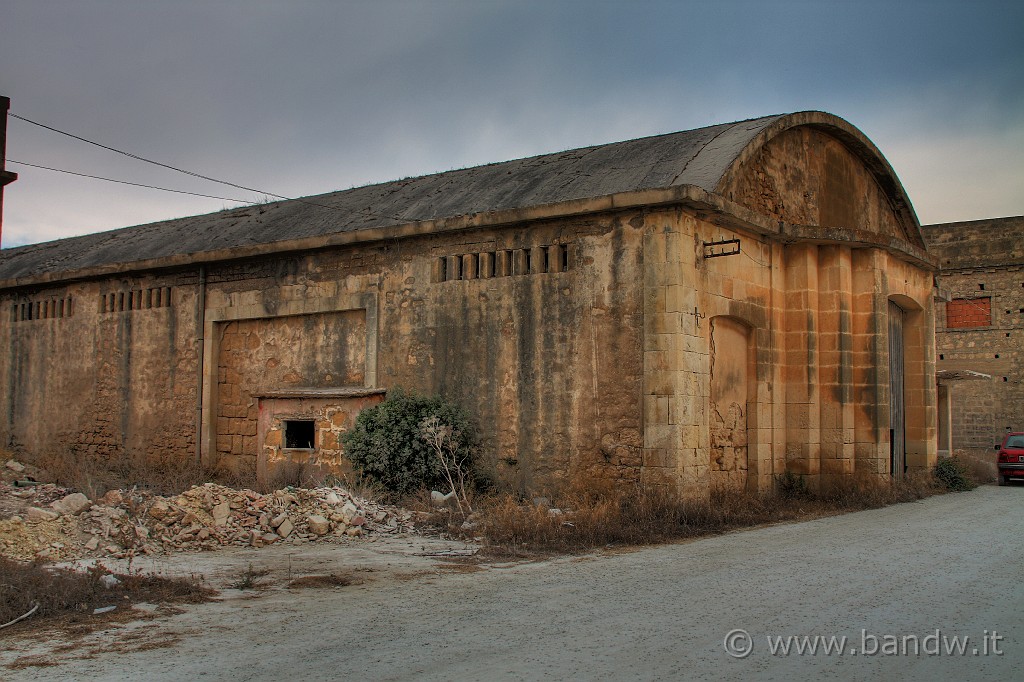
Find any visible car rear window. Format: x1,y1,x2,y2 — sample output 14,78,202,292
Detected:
1006,436,1024,449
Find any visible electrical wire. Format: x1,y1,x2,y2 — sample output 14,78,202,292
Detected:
8,112,407,221
7,160,252,203
10,112,293,200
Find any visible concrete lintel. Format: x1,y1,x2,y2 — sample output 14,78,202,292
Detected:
252,387,387,399
779,223,937,270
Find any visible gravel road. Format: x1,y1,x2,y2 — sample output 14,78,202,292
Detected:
5,485,1022,681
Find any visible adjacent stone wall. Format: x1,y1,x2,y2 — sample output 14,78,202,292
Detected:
924,217,1024,451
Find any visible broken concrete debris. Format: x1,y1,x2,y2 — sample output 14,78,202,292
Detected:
0,467,420,562
51,492,92,516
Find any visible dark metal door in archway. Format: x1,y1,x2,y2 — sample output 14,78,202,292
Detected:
888,300,906,479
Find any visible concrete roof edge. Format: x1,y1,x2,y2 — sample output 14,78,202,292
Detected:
0,185,767,290
0,182,933,290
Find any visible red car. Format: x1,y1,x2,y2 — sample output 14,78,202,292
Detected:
996,432,1024,486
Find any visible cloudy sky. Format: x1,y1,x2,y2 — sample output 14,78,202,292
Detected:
1,0,1021,248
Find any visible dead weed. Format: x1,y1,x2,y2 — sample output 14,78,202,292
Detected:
0,556,214,633
451,474,939,558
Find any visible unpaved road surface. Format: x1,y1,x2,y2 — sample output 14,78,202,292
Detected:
5,486,1022,680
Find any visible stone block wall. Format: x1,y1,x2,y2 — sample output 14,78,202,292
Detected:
0,272,199,464
924,217,1024,452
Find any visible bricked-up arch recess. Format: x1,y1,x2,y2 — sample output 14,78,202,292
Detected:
709,317,754,492
214,310,366,473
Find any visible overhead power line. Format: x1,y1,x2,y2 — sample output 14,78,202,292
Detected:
6,159,253,203
10,112,293,200
8,112,408,222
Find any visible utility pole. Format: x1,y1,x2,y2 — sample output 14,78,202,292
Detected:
0,96,18,247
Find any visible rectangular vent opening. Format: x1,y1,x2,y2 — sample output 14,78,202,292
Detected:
284,420,315,449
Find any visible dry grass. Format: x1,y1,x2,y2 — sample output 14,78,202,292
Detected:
448,475,938,558
18,448,253,499
0,557,214,632
953,450,997,485
13,448,390,500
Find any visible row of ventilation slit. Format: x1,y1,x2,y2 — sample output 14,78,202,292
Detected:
435,244,572,283
101,287,173,313
12,297,74,322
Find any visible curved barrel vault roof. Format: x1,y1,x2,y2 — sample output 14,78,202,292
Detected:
0,111,924,287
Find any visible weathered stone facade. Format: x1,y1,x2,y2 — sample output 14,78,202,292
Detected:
0,112,939,496
923,216,1024,452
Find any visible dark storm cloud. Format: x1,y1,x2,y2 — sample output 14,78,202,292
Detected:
0,0,1021,246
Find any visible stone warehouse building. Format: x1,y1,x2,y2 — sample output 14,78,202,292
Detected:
923,216,1024,452
0,111,939,497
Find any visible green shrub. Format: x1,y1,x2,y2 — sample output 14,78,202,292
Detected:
341,389,479,496
934,456,977,492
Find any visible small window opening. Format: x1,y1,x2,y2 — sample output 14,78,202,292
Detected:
939,354,944,360
561,245,570,271
284,420,315,449
1003,377,1009,382
524,248,532,274
979,283,985,290
995,354,1000,358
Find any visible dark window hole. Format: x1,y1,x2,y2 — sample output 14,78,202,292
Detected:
284,420,315,449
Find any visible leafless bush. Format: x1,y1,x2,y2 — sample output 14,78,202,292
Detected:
419,416,472,515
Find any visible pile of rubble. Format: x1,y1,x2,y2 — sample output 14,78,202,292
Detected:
0,458,422,562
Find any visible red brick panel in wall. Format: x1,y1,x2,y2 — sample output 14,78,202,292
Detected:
946,297,990,328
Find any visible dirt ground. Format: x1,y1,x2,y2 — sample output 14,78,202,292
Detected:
2,484,1021,681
